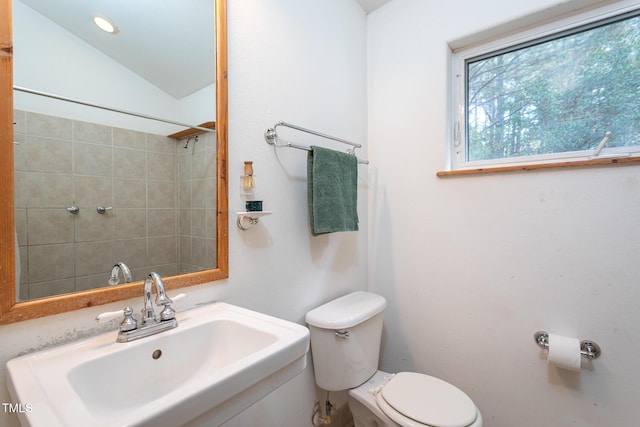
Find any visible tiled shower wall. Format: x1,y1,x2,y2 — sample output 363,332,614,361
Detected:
13,109,217,301
177,131,218,276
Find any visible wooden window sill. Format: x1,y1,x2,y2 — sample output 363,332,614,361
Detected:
437,156,640,177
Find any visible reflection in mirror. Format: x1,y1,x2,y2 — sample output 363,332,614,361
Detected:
0,0,228,323
13,110,218,301
13,0,217,301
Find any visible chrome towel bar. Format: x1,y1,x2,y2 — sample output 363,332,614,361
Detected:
264,120,369,164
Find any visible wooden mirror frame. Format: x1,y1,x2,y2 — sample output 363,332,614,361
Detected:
0,0,228,324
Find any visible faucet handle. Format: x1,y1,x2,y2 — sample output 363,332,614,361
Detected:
160,305,176,321
96,307,138,332
170,293,187,304
158,293,188,321
95,308,125,323
120,307,138,332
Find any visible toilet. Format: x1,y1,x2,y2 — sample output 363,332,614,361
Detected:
305,291,482,427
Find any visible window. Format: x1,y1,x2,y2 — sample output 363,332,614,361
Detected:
450,2,640,171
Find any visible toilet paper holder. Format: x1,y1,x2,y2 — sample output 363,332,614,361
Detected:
534,331,602,359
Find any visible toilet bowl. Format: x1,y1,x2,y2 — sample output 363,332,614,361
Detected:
305,292,482,427
348,370,482,427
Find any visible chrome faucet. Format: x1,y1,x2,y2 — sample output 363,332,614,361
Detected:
108,262,133,285
141,272,175,325
98,272,179,343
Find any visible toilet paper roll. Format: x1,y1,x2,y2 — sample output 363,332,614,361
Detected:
547,333,581,372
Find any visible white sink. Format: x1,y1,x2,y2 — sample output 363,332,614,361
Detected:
6,302,310,427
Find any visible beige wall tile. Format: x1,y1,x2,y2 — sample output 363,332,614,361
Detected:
203,131,216,150
147,151,176,181
27,209,74,245
147,180,176,209
191,179,207,208
205,238,217,269
113,127,146,151
14,208,27,246
192,150,216,179
179,180,191,208
145,263,179,279
113,147,146,179
28,278,76,299
28,243,75,282
27,112,73,140
129,267,150,283
27,172,73,208
148,236,177,265
191,237,207,267
74,120,112,145
13,132,26,172
206,208,217,238
191,209,206,238
148,208,176,237
26,136,73,174
18,283,29,301
114,237,148,269
113,208,147,239
114,178,146,208
179,209,191,236
74,175,113,208
75,210,114,242
179,236,191,267
192,237,216,269
75,273,113,292
75,241,115,276
19,246,28,285
74,142,113,177
205,178,217,208
178,152,192,180
14,171,27,209
146,134,176,154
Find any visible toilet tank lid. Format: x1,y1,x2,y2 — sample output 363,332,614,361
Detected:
305,291,386,329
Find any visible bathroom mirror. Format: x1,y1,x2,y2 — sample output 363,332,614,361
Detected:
0,0,228,323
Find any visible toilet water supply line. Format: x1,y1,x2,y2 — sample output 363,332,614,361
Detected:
312,391,335,426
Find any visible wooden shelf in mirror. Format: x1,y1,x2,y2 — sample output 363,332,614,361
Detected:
167,121,216,139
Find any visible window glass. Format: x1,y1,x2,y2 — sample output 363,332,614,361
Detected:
453,7,640,169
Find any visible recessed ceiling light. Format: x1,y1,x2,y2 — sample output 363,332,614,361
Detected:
93,16,119,34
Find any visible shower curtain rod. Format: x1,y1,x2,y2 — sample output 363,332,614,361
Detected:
13,85,215,133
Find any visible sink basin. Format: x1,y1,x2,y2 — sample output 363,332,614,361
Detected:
6,302,310,427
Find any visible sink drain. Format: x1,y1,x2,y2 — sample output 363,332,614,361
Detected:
152,349,162,359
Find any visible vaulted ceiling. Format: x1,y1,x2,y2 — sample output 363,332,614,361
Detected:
16,0,390,99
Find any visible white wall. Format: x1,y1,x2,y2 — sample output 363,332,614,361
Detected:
367,0,640,426
1,1,368,426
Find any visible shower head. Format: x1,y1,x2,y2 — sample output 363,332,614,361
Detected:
183,135,199,149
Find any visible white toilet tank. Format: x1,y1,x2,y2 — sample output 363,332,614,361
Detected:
305,291,386,391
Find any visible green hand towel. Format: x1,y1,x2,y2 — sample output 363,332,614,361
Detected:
307,146,359,236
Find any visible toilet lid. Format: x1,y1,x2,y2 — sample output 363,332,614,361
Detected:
377,372,477,427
